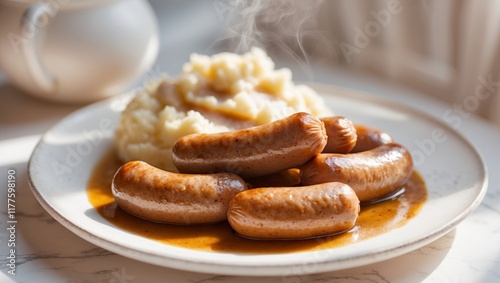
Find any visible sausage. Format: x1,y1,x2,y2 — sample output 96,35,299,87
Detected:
300,143,413,202
112,161,248,225
227,182,360,239
320,116,357,153
172,112,327,178
351,124,393,152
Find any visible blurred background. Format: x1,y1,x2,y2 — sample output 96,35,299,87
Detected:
1,0,499,125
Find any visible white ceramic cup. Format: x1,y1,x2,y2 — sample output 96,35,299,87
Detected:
0,0,159,103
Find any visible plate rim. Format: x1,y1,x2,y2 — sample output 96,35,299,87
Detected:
27,83,489,276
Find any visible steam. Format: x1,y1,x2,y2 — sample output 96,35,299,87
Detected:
215,0,327,73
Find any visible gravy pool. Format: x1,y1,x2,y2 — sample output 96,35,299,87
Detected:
87,150,427,254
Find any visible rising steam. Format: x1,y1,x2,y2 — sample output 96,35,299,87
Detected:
214,0,327,73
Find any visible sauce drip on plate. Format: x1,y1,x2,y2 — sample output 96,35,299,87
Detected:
87,150,427,254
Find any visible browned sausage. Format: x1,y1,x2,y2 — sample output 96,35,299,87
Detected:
320,116,357,153
300,143,413,202
351,124,393,152
112,161,248,225
172,112,327,178
227,182,360,240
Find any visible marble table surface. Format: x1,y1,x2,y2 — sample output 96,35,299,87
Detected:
1,64,499,283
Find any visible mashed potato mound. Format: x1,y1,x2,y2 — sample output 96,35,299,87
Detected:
115,48,332,172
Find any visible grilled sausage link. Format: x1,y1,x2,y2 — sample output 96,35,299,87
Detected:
320,116,357,153
172,112,327,178
112,161,248,225
227,182,360,239
301,143,413,202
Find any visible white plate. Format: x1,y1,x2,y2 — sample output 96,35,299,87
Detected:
28,84,488,276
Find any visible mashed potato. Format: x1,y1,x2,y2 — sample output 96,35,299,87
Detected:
115,48,332,172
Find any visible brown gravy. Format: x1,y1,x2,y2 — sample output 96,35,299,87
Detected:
86,150,427,254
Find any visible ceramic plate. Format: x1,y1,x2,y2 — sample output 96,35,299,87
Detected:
28,84,487,276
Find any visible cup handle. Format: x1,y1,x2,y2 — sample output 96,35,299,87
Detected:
21,4,57,94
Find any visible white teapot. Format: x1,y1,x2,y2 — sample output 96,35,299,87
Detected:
0,0,159,103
